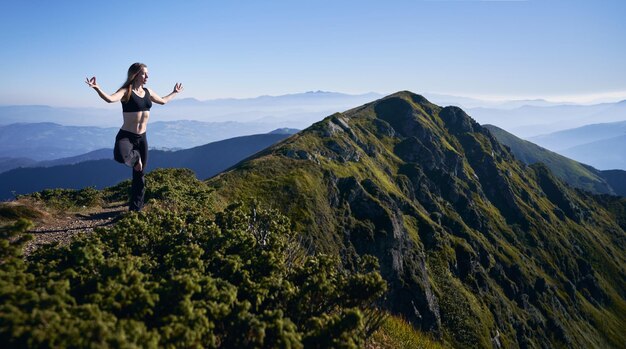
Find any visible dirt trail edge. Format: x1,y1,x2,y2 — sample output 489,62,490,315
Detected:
24,203,127,256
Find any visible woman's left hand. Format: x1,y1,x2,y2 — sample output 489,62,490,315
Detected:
173,83,184,94
85,76,99,89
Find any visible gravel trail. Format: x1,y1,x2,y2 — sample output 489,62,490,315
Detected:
24,203,127,255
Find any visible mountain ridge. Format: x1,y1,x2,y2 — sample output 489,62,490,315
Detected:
205,91,626,347
483,124,626,196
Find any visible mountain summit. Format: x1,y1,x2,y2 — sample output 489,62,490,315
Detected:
207,91,626,347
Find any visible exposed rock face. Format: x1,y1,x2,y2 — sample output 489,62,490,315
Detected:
208,91,626,348
335,176,442,333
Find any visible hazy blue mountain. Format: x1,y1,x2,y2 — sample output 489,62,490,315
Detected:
0,149,113,174
529,120,626,151
268,128,300,134
0,157,37,173
0,91,383,130
173,91,382,108
0,123,118,160
468,101,626,137
0,133,291,200
482,98,564,109
0,121,292,161
0,126,300,174
146,120,278,148
561,134,626,170
6,93,623,139
158,91,384,128
424,93,562,109
37,148,113,167
484,124,626,196
0,105,118,127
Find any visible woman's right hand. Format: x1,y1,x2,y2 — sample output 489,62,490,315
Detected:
85,76,99,89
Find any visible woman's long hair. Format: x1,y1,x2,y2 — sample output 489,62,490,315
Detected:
120,63,147,102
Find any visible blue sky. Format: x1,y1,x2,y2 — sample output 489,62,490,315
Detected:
1,0,625,107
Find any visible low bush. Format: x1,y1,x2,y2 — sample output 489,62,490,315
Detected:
26,186,102,210
0,201,386,348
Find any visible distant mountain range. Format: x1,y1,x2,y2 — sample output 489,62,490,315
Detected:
4,91,624,157
0,121,292,161
0,105,117,127
529,120,626,151
468,100,626,137
0,157,37,174
7,90,624,137
0,123,118,161
560,134,626,170
525,121,626,170
423,94,564,109
0,132,293,200
0,91,384,129
1,149,115,174
484,124,626,196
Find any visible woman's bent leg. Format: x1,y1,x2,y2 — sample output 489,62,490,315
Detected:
114,131,141,167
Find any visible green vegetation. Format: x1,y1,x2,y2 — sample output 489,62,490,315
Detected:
484,124,614,195
1,92,625,348
0,171,387,348
26,186,103,210
367,315,447,349
207,92,626,348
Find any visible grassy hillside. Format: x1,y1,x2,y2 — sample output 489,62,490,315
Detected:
483,124,615,195
206,91,626,348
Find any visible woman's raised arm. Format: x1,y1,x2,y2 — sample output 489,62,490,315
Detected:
85,76,125,103
148,83,184,105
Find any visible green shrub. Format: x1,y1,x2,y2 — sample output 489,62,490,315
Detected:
0,201,386,348
26,187,102,210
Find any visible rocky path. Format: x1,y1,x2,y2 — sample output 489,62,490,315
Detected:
24,203,127,255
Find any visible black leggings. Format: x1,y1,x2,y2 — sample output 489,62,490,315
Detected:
114,129,148,211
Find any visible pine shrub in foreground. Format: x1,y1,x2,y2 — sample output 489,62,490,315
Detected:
0,202,386,348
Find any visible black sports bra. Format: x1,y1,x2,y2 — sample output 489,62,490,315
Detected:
121,87,152,112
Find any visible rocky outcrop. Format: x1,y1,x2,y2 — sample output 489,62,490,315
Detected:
531,163,585,223
334,176,442,334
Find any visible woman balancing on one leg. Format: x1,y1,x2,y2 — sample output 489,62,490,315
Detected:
86,63,183,211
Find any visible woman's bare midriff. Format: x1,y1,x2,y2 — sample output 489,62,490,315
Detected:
121,111,150,134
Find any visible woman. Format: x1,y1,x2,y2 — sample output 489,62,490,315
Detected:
86,63,183,211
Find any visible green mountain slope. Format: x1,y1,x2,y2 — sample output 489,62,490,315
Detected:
483,124,615,195
484,124,626,197
206,91,626,348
